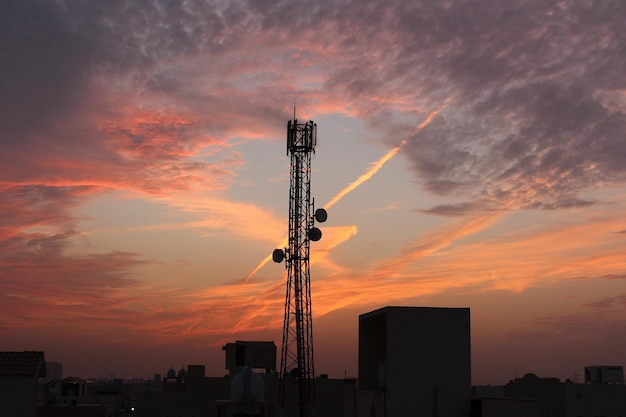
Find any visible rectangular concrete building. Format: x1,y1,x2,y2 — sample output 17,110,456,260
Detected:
222,341,276,375
359,306,471,417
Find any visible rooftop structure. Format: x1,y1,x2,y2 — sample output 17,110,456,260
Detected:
359,306,472,417
222,341,277,375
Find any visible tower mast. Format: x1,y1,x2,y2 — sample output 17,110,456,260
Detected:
273,116,327,417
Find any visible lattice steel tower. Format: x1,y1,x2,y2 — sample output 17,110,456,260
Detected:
273,117,327,417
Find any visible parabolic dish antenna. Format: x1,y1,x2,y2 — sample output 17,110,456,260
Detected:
272,248,285,263
314,208,328,223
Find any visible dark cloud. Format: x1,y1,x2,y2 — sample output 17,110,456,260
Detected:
383,1,626,214
600,274,626,280
0,0,95,144
417,201,495,217
584,293,626,311
260,0,626,215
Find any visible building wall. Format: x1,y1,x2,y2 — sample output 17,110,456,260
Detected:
223,341,277,375
505,373,626,417
316,378,357,417
479,397,542,417
36,404,108,417
505,374,565,416
136,375,357,417
358,312,386,391
563,383,626,417
359,306,472,417
584,365,624,384
0,376,38,417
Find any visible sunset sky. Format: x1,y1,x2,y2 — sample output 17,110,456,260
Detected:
2,0,626,385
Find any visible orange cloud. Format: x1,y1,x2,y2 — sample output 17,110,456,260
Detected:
308,205,626,318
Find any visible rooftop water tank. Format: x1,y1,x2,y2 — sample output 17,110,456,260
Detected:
230,366,264,403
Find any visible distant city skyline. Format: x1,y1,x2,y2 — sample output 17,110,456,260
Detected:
2,0,626,385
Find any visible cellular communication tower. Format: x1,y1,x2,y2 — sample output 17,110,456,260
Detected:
273,115,327,417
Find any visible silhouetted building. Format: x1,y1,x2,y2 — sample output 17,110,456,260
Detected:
584,365,624,384
222,341,276,375
471,384,544,417
358,306,472,417
0,351,47,417
137,364,235,417
505,372,626,417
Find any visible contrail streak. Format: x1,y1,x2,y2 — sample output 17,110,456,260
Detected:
244,95,455,282
244,237,287,283
325,95,455,210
